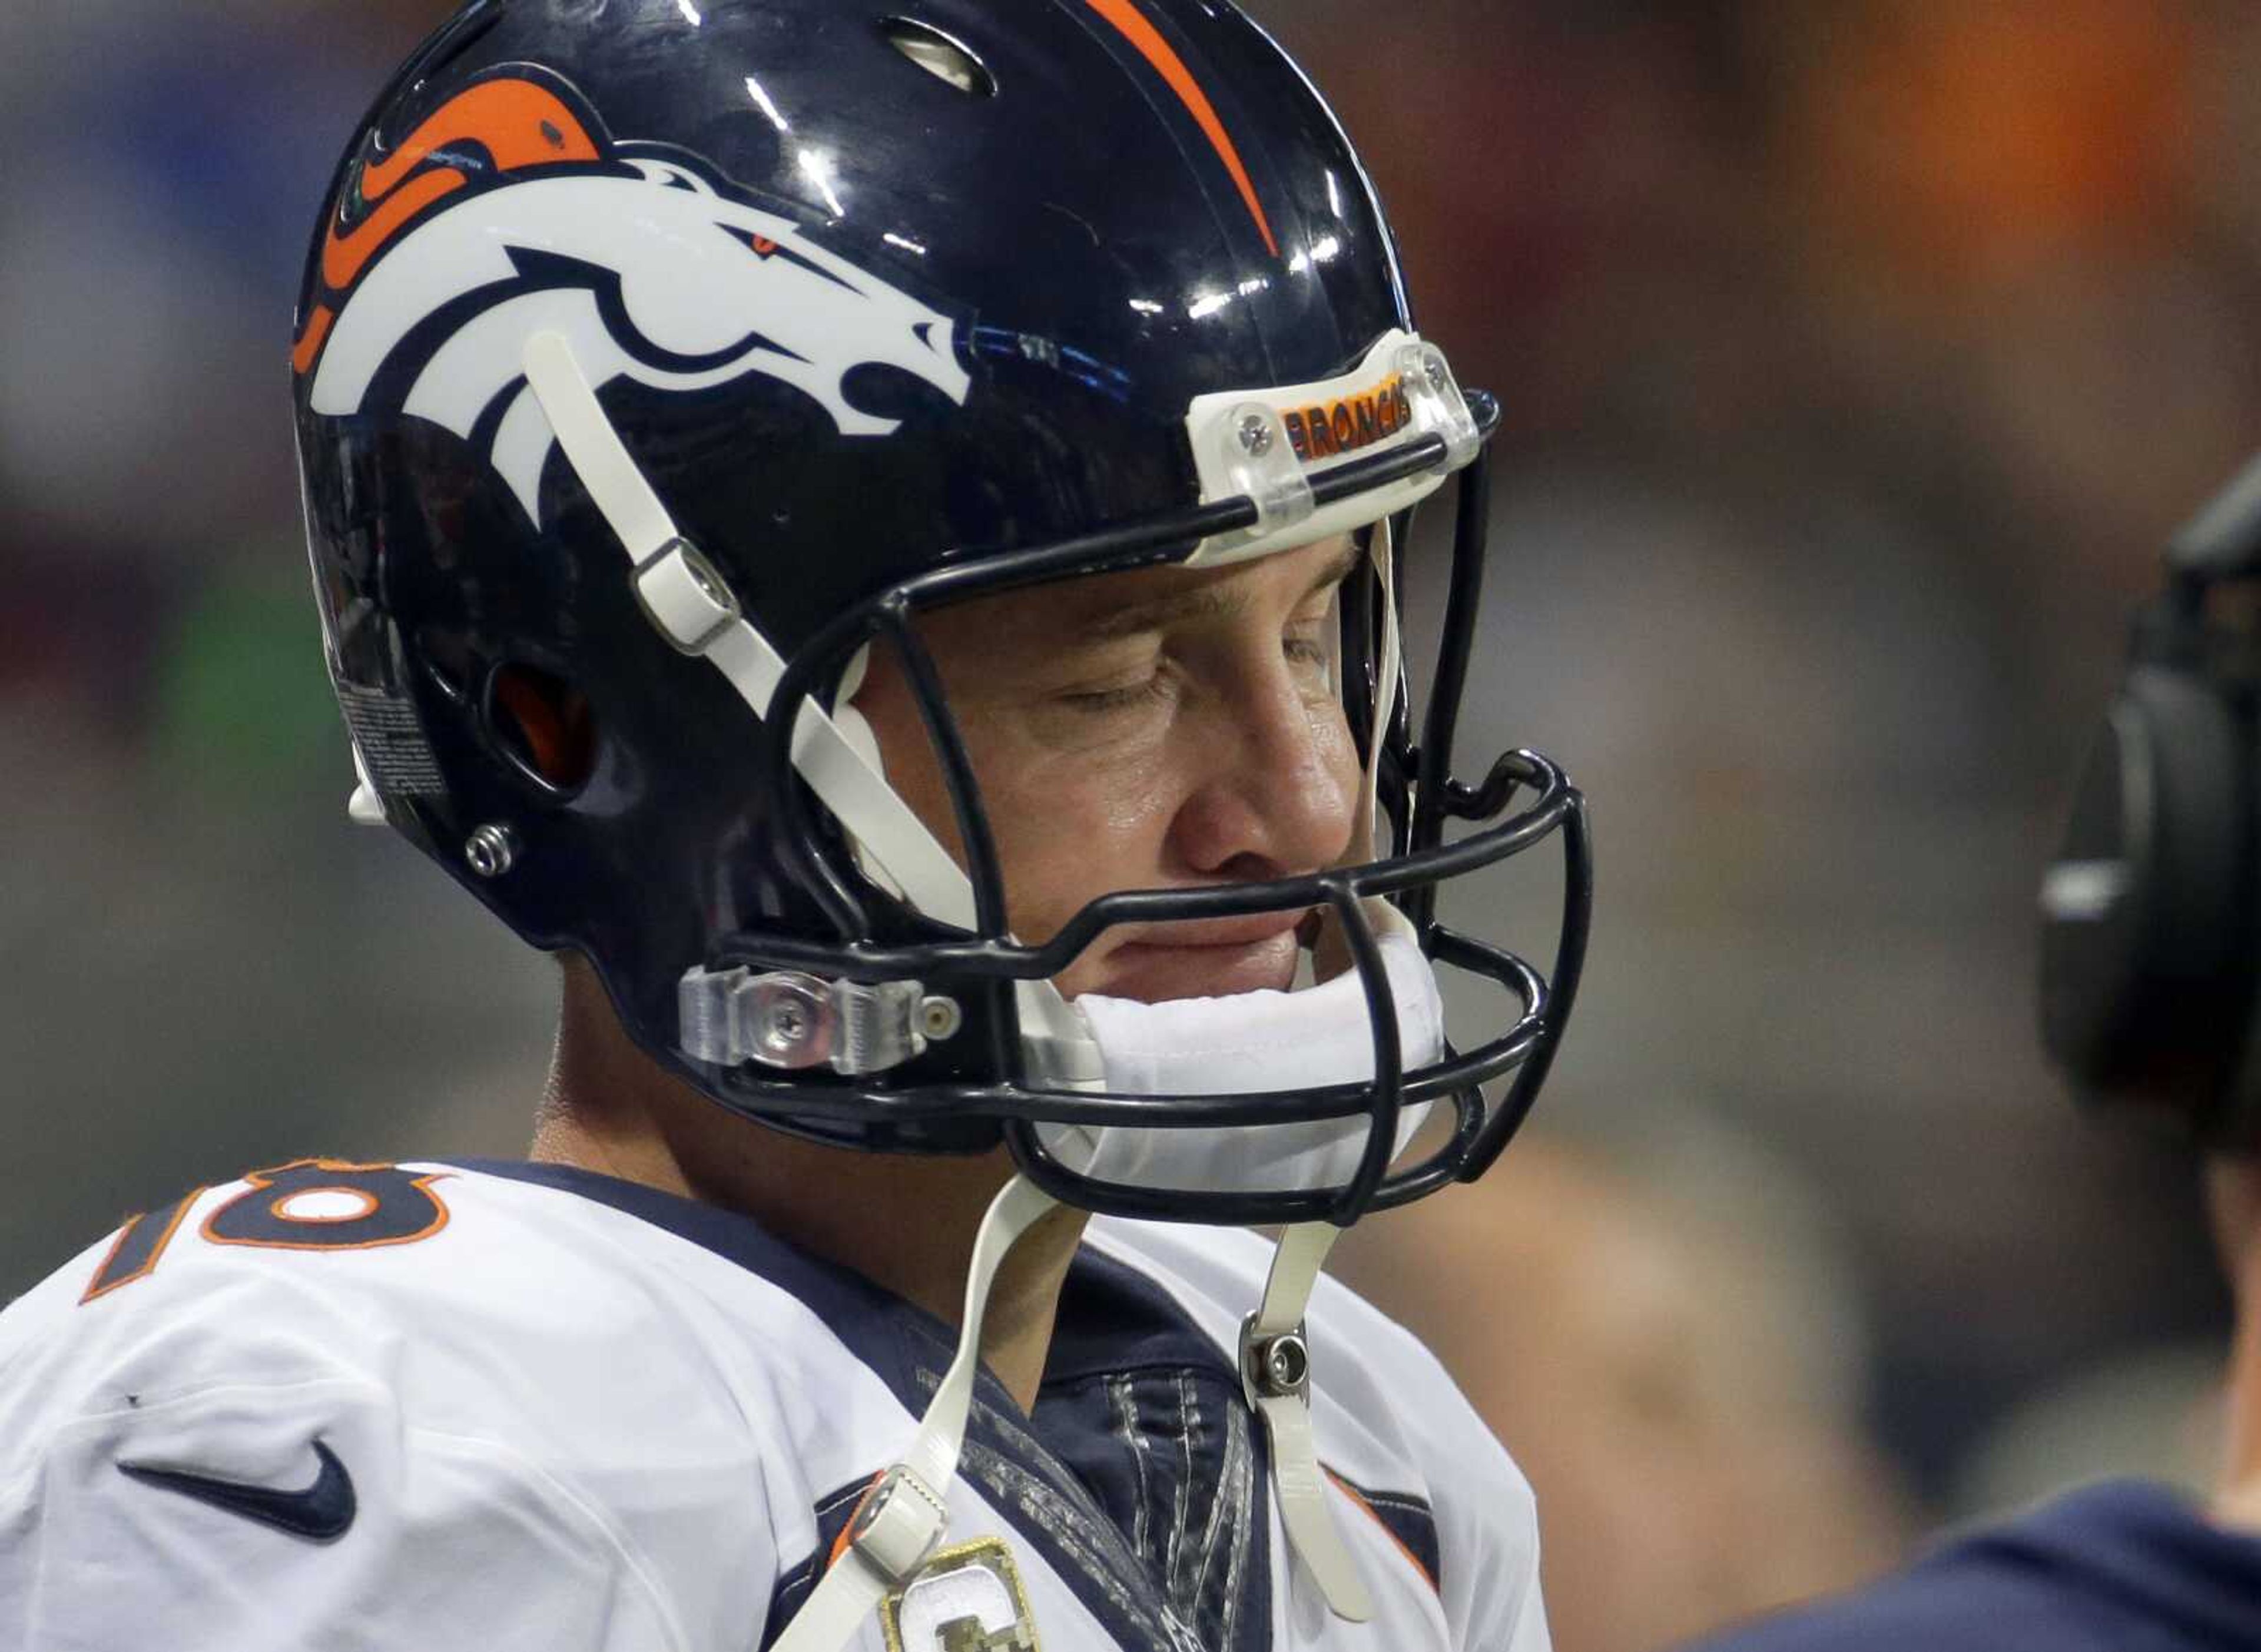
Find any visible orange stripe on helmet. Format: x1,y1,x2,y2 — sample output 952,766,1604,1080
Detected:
312,79,603,326
321,168,468,292
1080,0,1280,258
290,303,336,376
357,78,599,200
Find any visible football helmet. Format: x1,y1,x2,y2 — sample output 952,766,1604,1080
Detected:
293,0,1590,1226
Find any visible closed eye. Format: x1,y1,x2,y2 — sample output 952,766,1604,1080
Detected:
1062,674,1171,714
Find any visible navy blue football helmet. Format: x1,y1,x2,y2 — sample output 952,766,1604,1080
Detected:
292,0,1590,1226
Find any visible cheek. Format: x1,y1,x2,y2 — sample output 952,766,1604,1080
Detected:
857,665,1181,942
982,740,1180,940
1294,691,1363,839
1312,696,1360,790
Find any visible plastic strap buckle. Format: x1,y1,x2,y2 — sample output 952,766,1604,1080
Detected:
634,536,741,655
850,1465,950,1582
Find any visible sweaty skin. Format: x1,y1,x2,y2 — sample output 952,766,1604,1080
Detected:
537,533,1365,1405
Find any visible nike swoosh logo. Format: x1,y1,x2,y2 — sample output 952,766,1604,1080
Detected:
118,1439,357,1541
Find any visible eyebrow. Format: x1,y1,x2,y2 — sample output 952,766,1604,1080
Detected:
1076,540,1366,641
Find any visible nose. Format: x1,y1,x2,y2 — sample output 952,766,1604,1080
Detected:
1167,650,1359,883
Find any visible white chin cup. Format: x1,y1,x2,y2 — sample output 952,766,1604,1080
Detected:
1036,923,1444,1196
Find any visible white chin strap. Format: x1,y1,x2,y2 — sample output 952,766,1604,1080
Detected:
1364,512,1404,855
1029,901,1437,1630
768,1172,1391,1652
771,1176,1060,1652
522,331,1417,1636
1245,1221,1374,1622
521,331,977,930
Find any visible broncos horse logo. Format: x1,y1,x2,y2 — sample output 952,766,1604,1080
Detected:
294,71,970,523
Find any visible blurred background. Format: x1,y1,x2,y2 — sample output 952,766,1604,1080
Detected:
2,2,2254,1648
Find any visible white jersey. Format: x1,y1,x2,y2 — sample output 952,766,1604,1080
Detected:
0,1157,1547,1652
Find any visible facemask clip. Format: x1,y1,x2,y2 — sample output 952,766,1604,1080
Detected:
1189,400,1317,560
678,967,950,1074
1393,341,1480,472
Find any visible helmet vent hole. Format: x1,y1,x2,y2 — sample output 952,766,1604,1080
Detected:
485,662,597,795
880,18,997,98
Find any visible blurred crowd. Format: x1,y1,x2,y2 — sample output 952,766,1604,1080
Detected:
5,3,2257,1648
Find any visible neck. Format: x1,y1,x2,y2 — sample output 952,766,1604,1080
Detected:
532,961,1088,1412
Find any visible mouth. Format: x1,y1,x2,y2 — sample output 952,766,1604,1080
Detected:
1085,911,1310,1003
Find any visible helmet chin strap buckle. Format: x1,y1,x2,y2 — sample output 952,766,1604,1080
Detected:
633,535,741,655
1242,1223,1375,1623
1239,1315,1313,1405
844,1464,950,1578
678,966,949,1075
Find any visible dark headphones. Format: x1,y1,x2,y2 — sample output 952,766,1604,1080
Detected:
2040,453,2261,1150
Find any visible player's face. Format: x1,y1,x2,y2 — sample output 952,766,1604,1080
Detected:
857,534,1364,1002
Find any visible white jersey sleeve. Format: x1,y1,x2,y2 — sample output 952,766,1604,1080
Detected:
0,1362,686,1652
1291,1263,1551,1652
0,1170,773,1652
1376,1329,1550,1652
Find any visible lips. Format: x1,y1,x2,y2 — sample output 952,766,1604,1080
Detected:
1086,910,1311,1002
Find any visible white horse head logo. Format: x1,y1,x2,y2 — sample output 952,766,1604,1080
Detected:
300,78,969,523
